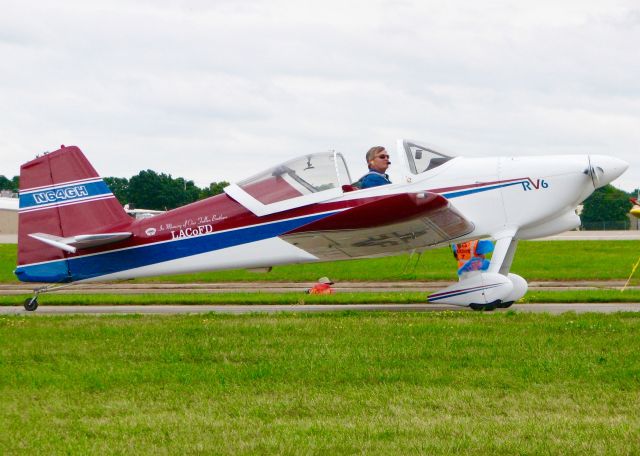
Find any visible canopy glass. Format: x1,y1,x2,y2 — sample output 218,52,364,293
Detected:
225,151,352,216
402,140,454,175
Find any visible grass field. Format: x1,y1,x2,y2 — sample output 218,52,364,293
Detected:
1,312,639,454
2,241,640,283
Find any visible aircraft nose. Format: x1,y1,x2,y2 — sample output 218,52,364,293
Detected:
587,155,629,188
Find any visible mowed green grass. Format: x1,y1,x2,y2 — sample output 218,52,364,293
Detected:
2,240,640,283
1,312,639,454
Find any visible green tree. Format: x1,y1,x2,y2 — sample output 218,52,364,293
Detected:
102,172,230,210
0,175,19,192
127,170,201,210
199,181,229,199
174,177,201,207
104,177,129,205
580,184,632,230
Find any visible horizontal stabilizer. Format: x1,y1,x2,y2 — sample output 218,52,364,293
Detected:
29,232,132,254
281,192,473,259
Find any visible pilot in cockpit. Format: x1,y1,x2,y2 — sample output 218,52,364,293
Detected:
353,146,392,189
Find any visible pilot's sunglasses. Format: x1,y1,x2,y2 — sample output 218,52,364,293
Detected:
376,154,390,159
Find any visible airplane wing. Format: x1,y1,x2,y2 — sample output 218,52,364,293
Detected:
281,192,473,259
28,232,132,254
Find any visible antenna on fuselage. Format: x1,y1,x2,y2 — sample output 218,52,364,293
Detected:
304,156,314,170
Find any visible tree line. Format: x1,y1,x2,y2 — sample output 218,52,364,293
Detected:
0,172,637,226
0,175,19,193
103,171,229,211
579,184,637,229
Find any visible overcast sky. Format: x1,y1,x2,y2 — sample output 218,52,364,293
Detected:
1,0,638,192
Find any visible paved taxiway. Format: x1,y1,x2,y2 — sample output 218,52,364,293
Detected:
1,280,637,295
2,303,640,315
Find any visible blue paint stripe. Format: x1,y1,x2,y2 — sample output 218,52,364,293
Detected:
20,180,112,209
428,283,502,302
15,212,333,283
442,181,523,199
14,260,70,284
430,282,500,298
429,283,491,299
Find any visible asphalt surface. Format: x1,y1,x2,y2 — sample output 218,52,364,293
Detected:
2,303,640,315
3,280,639,315
1,280,637,295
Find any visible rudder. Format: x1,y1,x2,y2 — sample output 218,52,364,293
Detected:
16,145,132,282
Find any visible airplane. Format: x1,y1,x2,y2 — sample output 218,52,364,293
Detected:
15,140,628,311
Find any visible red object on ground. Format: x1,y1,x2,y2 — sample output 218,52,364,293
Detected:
308,283,333,295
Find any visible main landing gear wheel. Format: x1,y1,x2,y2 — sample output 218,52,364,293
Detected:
470,300,514,311
469,300,500,311
24,297,38,312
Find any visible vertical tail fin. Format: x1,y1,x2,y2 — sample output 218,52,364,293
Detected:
16,145,132,282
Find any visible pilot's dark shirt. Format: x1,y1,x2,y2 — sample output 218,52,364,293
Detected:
359,170,392,189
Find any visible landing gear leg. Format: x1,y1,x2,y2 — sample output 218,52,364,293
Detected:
24,285,47,311
22,282,75,312
429,230,526,308
487,230,518,275
487,230,527,306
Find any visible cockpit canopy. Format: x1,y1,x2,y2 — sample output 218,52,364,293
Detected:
238,152,351,204
402,140,454,175
225,151,352,216
224,140,454,217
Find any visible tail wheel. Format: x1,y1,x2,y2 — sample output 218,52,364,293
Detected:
24,297,38,312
